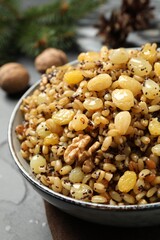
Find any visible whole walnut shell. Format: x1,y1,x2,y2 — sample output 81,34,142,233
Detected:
0,62,30,94
34,48,68,73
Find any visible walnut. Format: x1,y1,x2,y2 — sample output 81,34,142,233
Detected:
64,134,100,172
88,141,101,155
82,142,100,173
64,134,91,165
82,159,95,174
0,62,30,94
34,48,68,73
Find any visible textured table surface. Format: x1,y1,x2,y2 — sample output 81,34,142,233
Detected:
1,0,160,239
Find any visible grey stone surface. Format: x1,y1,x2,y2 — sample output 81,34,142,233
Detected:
0,72,53,240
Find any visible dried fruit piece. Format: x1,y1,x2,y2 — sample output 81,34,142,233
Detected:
118,75,142,96
154,62,160,76
70,183,93,201
112,89,134,110
83,97,103,111
71,113,89,131
63,70,84,84
114,111,131,135
118,171,137,193
52,109,74,125
43,133,59,145
109,48,129,64
36,122,51,138
69,167,85,183
87,73,112,91
142,79,160,99
30,154,46,174
148,118,160,135
152,144,160,156
78,51,100,62
128,57,152,76
140,43,157,64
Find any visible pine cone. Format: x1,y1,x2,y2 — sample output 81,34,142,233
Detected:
121,0,154,30
97,10,131,48
122,0,152,12
96,0,154,48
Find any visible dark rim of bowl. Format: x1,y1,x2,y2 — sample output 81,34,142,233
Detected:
8,60,160,212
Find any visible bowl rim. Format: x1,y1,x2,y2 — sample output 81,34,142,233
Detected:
8,60,160,212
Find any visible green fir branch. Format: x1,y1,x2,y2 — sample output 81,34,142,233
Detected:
18,22,76,58
22,1,61,21
0,23,19,65
0,0,20,19
0,0,106,65
17,23,55,57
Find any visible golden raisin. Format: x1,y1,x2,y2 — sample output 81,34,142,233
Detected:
71,113,89,131
154,62,160,76
52,109,74,125
112,89,134,110
118,171,137,193
87,74,112,91
43,133,59,145
148,118,160,136
128,57,152,76
63,70,84,84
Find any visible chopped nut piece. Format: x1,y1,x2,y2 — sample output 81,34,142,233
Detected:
64,134,91,165
64,134,100,168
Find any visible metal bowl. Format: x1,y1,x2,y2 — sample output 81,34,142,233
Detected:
8,67,160,228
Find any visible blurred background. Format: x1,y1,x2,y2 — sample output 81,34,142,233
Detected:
0,0,159,66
